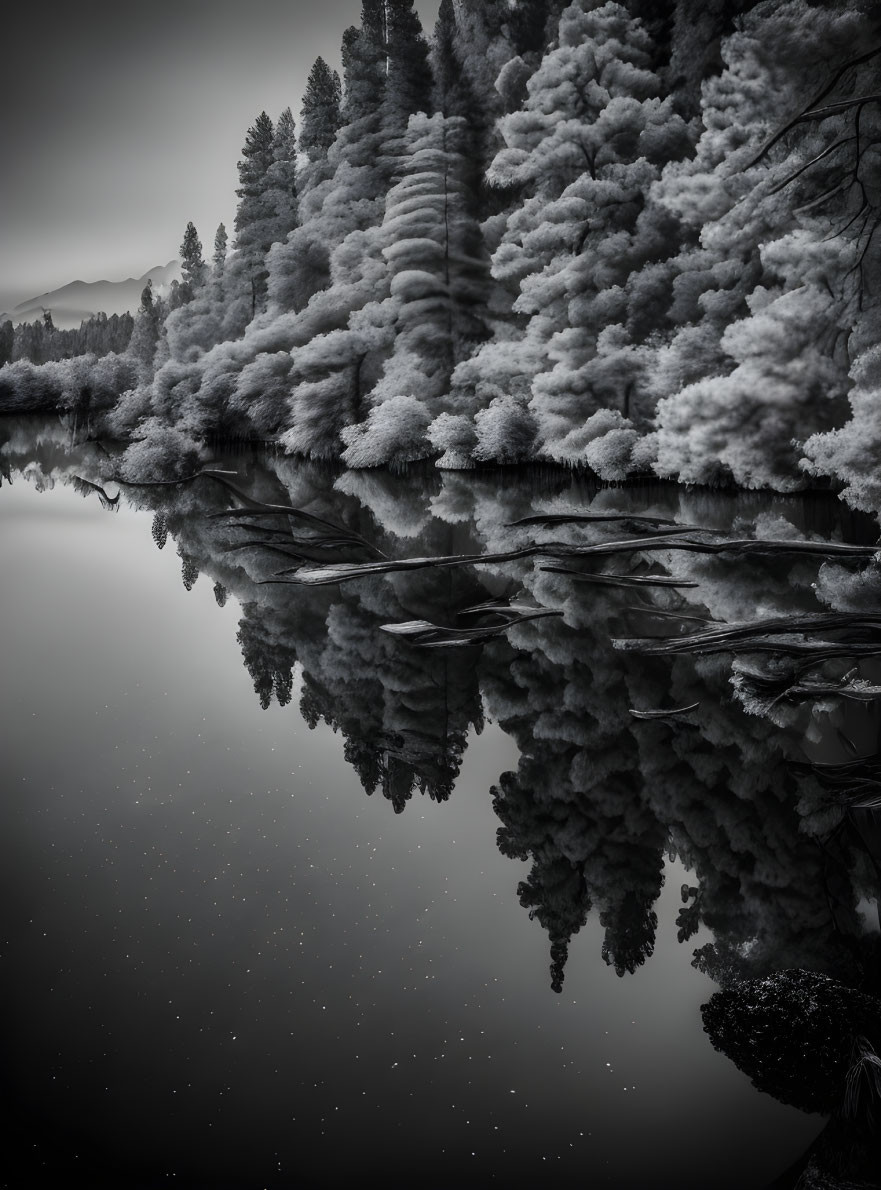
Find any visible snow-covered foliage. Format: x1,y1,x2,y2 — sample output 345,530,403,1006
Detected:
802,340,881,515
6,0,879,518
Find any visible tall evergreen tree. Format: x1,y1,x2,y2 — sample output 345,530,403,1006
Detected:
384,0,432,130
234,111,276,316
212,223,228,282
0,319,13,368
342,113,490,467
267,106,299,241
341,6,386,126
179,221,206,299
299,56,343,161
509,0,561,57
431,0,462,116
127,281,164,376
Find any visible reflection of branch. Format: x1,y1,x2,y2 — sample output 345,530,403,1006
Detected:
540,565,699,589
380,607,563,648
616,610,881,657
117,468,385,556
629,703,699,720
268,534,879,586
71,475,119,511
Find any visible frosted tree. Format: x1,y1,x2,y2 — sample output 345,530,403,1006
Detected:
652,232,854,489
274,1,434,457
281,306,394,459
268,8,388,319
462,0,687,467
802,340,881,516
648,1,874,489
341,112,490,466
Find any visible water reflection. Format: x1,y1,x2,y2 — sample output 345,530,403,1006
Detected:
3,416,881,1186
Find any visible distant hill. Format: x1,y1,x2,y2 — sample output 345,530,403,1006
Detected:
3,261,181,331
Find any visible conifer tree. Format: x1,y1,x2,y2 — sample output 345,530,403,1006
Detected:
212,223,228,288
267,106,299,242
445,0,516,176
342,112,490,467
299,56,343,161
0,319,14,368
477,0,689,466
384,0,432,131
430,0,464,117
179,221,206,299
509,0,563,57
234,111,276,316
127,280,163,376
342,6,386,127
648,0,870,490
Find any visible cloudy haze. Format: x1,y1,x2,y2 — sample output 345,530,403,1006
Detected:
1,0,440,315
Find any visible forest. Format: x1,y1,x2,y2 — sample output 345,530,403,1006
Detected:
1,0,879,516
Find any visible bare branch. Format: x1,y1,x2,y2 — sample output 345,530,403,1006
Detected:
746,44,881,166
766,136,855,195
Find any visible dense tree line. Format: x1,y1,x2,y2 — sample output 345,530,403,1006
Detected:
2,0,879,514
1,309,134,367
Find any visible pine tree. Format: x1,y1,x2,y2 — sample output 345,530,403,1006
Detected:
234,111,276,316
384,0,432,131
0,319,13,367
212,223,228,294
179,221,206,299
341,7,386,127
430,0,463,116
509,0,563,57
444,0,516,176
267,106,299,242
127,280,164,376
300,56,343,161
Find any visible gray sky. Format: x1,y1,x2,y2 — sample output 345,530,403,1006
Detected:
1,0,440,314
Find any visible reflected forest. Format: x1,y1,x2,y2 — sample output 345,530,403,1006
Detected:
3,415,881,1187
3,1,881,1188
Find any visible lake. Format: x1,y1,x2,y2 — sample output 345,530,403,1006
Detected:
2,417,880,1189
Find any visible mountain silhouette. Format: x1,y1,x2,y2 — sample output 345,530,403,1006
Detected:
4,261,180,329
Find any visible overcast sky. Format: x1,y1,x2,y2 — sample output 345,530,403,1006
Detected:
1,0,441,314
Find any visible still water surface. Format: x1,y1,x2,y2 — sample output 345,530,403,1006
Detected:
2,418,879,1188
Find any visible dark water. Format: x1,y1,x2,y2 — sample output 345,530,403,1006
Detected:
2,418,880,1189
